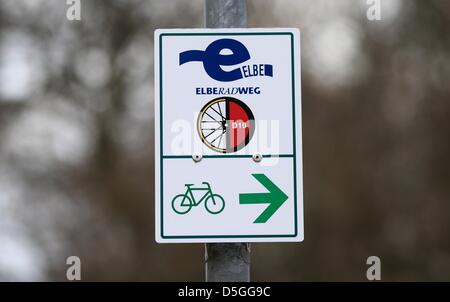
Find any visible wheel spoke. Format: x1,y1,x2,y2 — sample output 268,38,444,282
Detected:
204,112,220,122
205,129,223,144
210,106,226,122
217,102,224,121
218,131,223,148
210,132,223,145
204,126,222,139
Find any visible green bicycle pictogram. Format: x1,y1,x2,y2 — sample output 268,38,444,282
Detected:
171,182,225,215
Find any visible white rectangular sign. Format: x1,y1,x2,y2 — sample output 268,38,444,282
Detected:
154,28,303,243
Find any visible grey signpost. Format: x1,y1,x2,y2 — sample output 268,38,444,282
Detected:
204,0,251,282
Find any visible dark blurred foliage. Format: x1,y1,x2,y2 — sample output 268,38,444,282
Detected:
0,0,449,281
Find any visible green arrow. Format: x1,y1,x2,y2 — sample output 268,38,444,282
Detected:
239,174,288,223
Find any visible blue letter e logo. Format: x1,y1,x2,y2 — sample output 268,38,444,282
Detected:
179,39,250,82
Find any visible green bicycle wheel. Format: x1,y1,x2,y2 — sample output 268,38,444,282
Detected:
172,194,193,215
204,194,225,214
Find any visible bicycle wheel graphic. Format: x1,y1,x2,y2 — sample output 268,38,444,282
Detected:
171,194,193,214
204,194,225,214
197,97,255,153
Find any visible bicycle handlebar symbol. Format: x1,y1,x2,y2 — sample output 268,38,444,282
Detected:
171,182,225,215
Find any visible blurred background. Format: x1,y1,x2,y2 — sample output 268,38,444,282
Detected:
1,0,450,281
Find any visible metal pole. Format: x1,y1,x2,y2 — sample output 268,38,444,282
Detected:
204,0,250,282
205,0,247,28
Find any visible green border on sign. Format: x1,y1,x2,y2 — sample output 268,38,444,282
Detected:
159,32,298,239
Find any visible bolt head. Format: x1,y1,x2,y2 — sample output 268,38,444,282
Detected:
252,153,263,162
192,153,202,162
